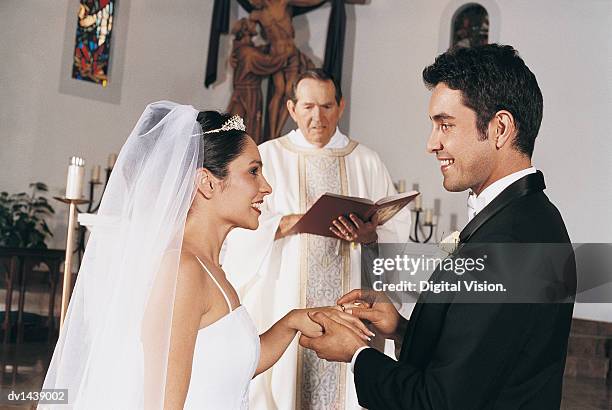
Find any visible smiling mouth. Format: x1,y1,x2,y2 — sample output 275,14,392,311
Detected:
251,201,263,212
439,158,455,171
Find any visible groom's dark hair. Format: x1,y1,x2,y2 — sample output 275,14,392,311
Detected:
422,44,543,157
196,111,249,179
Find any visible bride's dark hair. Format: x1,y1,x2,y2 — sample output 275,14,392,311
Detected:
196,111,249,179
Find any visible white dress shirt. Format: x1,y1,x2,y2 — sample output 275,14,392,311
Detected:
467,167,537,222
350,166,537,372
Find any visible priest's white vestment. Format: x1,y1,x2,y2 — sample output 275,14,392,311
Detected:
223,128,411,410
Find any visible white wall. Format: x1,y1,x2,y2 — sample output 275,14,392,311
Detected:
345,0,612,322
1,0,610,321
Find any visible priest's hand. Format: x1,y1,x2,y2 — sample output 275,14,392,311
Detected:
329,213,379,244
299,311,368,362
275,214,303,240
338,289,408,343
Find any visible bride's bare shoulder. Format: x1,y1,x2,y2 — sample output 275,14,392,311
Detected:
175,250,209,296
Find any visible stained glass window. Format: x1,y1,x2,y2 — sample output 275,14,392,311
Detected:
451,3,489,49
72,0,115,86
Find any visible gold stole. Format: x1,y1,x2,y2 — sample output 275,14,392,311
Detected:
279,137,359,410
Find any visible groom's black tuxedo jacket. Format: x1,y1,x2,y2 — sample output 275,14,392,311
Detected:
355,171,576,410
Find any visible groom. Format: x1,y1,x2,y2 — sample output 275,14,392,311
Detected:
300,44,576,409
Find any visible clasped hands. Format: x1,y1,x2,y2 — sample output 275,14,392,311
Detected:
298,289,407,363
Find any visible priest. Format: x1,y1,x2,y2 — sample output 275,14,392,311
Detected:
223,69,411,410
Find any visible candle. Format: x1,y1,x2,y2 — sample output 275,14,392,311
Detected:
434,198,441,215
450,213,458,231
91,165,101,183
424,208,433,225
414,194,422,210
397,179,406,193
108,153,117,169
66,156,85,199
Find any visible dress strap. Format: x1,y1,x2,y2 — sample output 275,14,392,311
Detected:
195,256,232,313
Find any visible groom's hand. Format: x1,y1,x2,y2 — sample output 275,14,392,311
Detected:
291,307,374,341
299,312,367,362
338,289,407,342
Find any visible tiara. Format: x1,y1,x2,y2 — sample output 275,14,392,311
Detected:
203,115,246,134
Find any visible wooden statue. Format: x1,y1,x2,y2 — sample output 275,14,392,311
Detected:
227,18,287,144
247,0,320,140
226,0,366,141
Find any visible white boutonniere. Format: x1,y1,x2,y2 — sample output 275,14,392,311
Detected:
439,231,460,255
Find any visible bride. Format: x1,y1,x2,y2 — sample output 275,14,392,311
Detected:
40,101,370,409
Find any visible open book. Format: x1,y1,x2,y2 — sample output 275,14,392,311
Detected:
291,190,419,238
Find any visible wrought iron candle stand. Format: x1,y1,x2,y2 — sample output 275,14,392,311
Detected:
409,206,435,243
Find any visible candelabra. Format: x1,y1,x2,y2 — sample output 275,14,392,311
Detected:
409,205,435,243
395,181,436,243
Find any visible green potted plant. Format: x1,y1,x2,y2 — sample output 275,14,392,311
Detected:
0,182,55,249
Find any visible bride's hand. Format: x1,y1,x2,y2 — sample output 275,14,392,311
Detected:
289,307,374,341
288,309,324,338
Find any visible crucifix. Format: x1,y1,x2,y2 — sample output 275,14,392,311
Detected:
206,0,367,143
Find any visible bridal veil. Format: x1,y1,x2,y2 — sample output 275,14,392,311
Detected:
40,101,201,409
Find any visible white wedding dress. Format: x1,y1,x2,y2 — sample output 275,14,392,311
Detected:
184,257,261,409
41,102,263,409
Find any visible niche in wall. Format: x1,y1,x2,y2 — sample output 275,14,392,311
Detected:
451,3,489,48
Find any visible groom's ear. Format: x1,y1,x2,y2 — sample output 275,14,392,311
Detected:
197,168,219,199
491,110,516,150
